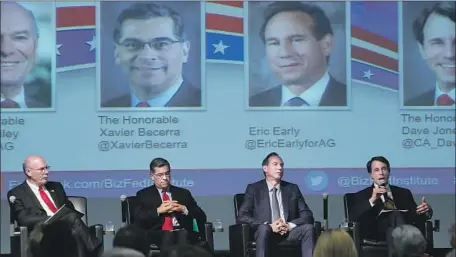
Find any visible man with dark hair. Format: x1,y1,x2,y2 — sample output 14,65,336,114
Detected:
7,155,101,257
102,2,201,108
237,152,316,257
134,157,207,251
406,1,455,106
1,2,52,109
349,156,433,257
249,1,347,107
113,224,150,257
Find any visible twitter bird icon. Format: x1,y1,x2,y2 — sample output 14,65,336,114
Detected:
305,171,328,191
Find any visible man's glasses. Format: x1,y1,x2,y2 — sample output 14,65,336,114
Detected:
152,172,171,179
29,165,50,173
118,37,181,52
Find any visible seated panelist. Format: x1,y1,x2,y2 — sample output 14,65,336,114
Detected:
133,157,208,251
7,155,101,257
237,152,316,257
349,156,432,257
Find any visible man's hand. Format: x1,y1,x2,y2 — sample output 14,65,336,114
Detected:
170,202,186,213
277,219,290,235
269,219,283,233
370,186,387,204
157,200,178,214
416,197,430,215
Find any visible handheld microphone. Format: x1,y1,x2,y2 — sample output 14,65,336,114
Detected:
378,179,388,201
120,195,128,226
323,193,328,230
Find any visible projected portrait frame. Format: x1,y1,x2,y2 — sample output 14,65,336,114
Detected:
245,1,351,111
1,1,56,113
97,1,206,112
399,1,455,110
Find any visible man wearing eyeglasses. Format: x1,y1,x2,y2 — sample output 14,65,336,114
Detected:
101,2,201,108
7,155,101,257
134,157,208,251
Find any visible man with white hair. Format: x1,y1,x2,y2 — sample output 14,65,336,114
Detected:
391,224,427,257
102,248,145,257
1,2,51,108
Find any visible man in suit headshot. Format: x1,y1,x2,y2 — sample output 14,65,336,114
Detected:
7,155,101,256
102,2,201,108
1,2,51,109
349,156,433,257
249,1,347,108
406,2,455,106
237,152,316,257
133,157,207,251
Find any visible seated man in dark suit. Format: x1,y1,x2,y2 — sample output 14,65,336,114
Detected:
101,2,201,108
237,152,316,257
249,2,347,108
349,156,432,257
7,155,101,257
133,157,207,251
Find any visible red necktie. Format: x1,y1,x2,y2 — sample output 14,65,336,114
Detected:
161,190,173,231
39,187,58,213
437,94,455,106
136,101,150,107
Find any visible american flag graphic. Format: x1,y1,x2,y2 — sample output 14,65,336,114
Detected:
351,2,398,91
205,1,244,64
56,2,96,72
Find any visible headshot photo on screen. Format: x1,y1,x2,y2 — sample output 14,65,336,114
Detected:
99,1,202,110
247,1,348,109
402,1,455,108
1,2,54,111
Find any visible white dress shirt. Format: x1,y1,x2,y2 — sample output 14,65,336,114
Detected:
156,187,188,227
131,77,183,107
280,72,330,106
26,180,57,216
1,86,27,108
434,83,455,106
266,181,297,230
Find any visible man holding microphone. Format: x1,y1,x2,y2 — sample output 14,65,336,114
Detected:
349,156,432,257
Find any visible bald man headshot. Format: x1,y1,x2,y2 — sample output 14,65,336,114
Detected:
7,155,101,256
1,2,52,109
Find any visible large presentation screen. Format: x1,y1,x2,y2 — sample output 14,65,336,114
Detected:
1,1,455,198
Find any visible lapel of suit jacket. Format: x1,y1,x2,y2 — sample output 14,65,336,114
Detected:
261,180,273,222
280,181,289,221
46,183,61,208
21,181,45,211
153,185,165,204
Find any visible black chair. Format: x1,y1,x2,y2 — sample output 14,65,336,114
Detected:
343,193,440,257
229,193,323,257
9,196,104,257
120,196,215,257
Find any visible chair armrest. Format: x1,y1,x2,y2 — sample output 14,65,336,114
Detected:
314,221,322,238
10,226,28,257
351,222,362,255
229,224,250,257
89,224,104,243
424,220,434,251
204,222,214,251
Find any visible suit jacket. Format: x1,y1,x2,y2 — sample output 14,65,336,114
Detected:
237,180,314,230
249,76,347,107
349,185,432,241
405,89,435,106
133,185,207,236
102,80,201,108
7,181,76,230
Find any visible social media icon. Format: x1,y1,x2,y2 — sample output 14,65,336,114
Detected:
305,171,328,191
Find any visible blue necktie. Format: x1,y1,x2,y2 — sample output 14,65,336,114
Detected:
284,97,308,106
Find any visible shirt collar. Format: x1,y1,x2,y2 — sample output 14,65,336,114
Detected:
434,83,456,104
26,180,43,192
281,71,330,106
131,77,183,107
1,85,27,108
266,180,281,191
156,186,171,194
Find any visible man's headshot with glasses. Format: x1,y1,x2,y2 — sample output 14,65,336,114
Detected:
100,2,202,108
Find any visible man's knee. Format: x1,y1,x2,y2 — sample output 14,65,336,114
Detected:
255,224,272,240
295,224,315,238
